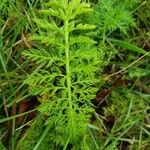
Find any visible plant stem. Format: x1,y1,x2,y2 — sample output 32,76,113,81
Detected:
65,19,75,136
65,20,71,102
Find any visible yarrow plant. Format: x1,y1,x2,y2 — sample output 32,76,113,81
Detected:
23,0,104,148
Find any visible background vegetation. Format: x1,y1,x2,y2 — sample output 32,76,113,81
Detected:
0,0,150,150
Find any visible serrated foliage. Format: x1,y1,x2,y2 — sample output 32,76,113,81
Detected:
88,0,139,34
0,0,24,18
23,0,104,148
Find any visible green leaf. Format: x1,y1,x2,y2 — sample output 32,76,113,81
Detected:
31,34,61,46
33,19,59,32
23,49,64,67
58,8,66,21
40,9,59,17
68,0,81,10
128,67,150,78
68,21,75,32
69,36,96,45
46,0,66,10
69,2,92,19
108,38,150,56
75,23,96,30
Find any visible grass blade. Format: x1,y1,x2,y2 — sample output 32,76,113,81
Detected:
107,38,150,56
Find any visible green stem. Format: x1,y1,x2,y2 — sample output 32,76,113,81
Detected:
65,20,71,102
65,20,75,137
